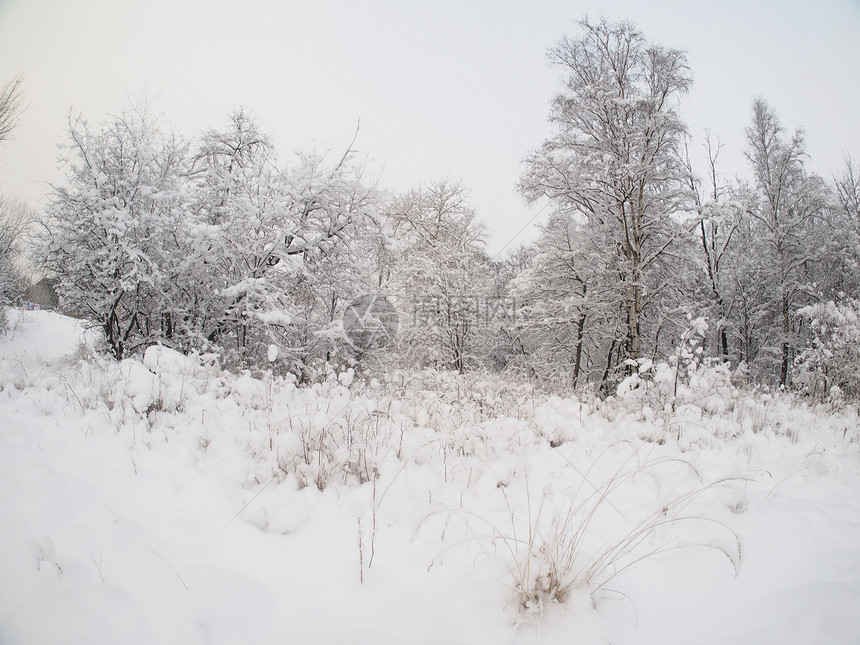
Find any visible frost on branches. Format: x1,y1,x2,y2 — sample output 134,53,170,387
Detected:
43,108,384,375
29,18,860,402
519,18,694,372
43,107,187,359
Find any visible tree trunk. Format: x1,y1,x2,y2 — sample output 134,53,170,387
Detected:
625,280,642,368
601,338,617,393
780,296,791,388
572,312,586,389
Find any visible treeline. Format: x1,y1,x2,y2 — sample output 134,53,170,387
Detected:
513,19,860,399
35,106,503,380
9,18,860,398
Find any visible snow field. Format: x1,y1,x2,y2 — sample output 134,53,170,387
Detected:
1,310,859,644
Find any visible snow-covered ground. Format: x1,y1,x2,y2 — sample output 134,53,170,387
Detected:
1,309,859,644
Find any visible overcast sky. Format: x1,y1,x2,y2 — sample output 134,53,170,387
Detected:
1,0,858,254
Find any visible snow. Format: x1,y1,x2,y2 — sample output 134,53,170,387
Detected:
1,309,860,644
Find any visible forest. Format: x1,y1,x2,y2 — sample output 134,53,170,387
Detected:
2,18,859,401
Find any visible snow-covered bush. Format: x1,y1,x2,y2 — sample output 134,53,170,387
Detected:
610,318,737,420
795,300,860,400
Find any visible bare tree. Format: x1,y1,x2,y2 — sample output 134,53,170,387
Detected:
0,75,24,144
834,156,860,281
835,157,860,224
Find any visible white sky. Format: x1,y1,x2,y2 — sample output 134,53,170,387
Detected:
1,0,858,255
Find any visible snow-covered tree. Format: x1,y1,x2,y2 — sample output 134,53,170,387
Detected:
187,109,289,364
0,75,28,327
832,157,860,296
188,111,383,376
684,134,740,362
722,211,770,371
520,18,694,377
273,150,384,377
387,180,493,374
0,194,31,318
44,107,189,359
510,212,619,388
743,99,829,387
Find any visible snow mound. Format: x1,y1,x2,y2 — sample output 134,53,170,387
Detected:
1,309,97,364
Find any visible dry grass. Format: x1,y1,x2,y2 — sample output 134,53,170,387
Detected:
422,446,744,615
